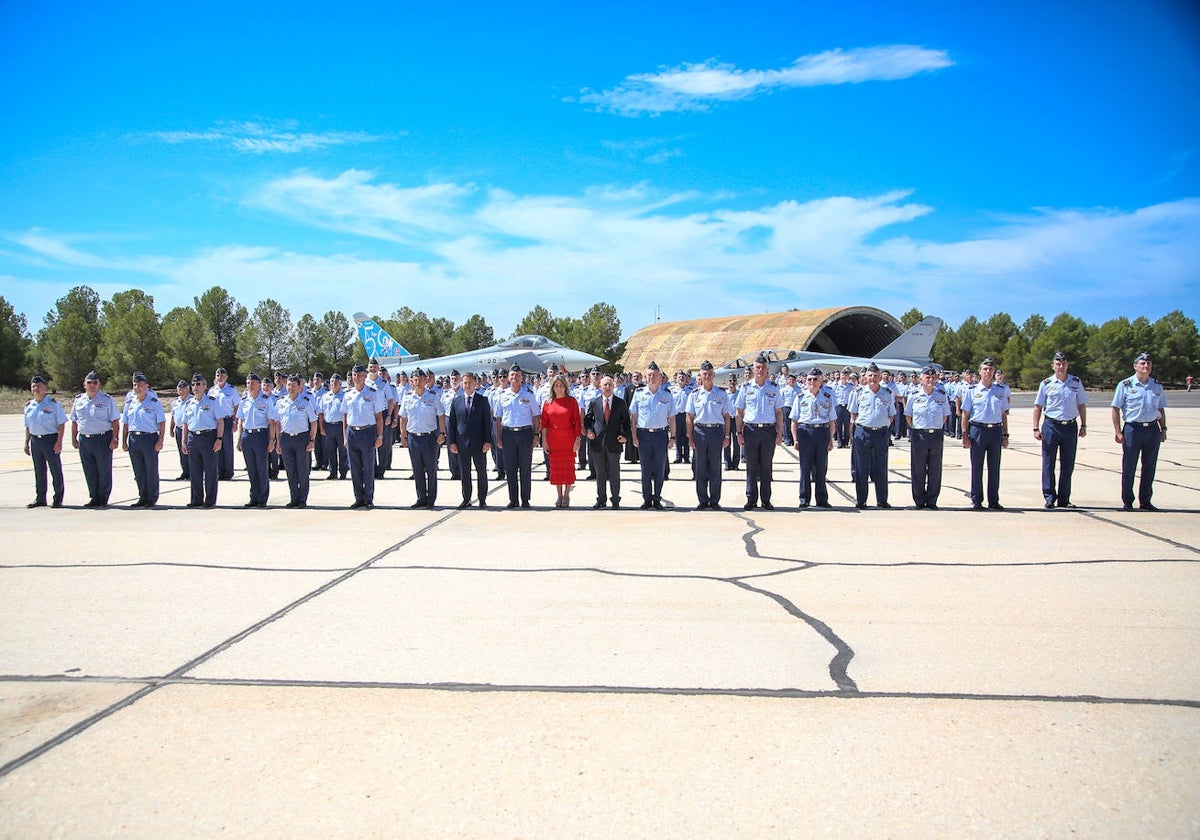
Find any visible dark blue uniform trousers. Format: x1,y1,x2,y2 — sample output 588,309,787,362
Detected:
967,424,1003,507
79,431,113,505
187,430,219,506
30,434,64,505
324,421,347,478
408,432,439,505
128,432,160,506
909,428,944,507
219,421,235,479
796,424,831,506
174,427,189,479
674,413,690,461
742,424,776,506
637,428,668,504
835,405,851,447
458,446,489,504
852,425,889,506
347,426,377,505
1041,419,1079,506
241,429,270,505
502,427,534,504
1121,422,1161,507
281,433,312,506
692,425,724,506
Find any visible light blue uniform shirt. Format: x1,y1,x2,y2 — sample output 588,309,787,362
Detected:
344,384,384,427
171,396,189,427
791,386,836,424
319,390,347,423
734,380,782,424
400,389,446,434
960,382,1010,424
123,391,166,432
25,396,67,435
182,393,227,432
834,380,855,406
1036,374,1088,421
670,383,693,414
276,391,318,435
686,386,731,425
850,385,896,428
497,387,540,426
239,392,278,431
778,384,798,417
632,384,675,429
210,382,240,418
70,392,120,434
1111,376,1167,423
905,388,952,429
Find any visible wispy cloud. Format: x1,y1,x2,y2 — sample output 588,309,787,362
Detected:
579,46,953,116
601,136,687,164
149,120,384,154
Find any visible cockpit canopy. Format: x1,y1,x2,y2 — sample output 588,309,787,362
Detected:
500,334,562,350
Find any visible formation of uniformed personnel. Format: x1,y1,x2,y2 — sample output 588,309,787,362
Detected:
121,372,166,508
960,357,1010,510
778,372,798,448
849,362,895,508
631,361,674,509
318,373,348,480
210,367,239,480
24,375,67,508
905,365,952,509
685,360,730,509
495,364,541,508
181,373,227,508
1033,351,1088,509
735,354,783,510
790,367,835,508
276,373,319,508
70,370,120,508
1111,352,1168,511
236,372,277,508
169,380,191,481
399,367,447,508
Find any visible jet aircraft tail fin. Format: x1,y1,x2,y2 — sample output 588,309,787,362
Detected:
353,313,417,362
875,316,942,364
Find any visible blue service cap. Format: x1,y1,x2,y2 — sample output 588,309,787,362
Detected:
131,372,148,383
177,379,190,389
191,373,207,384
84,370,100,382
865,363,880,373
330,372,342,381
700,360,714,371
1053,351,1068,362
30,374,46,385
921,365,937,376
647,361,660,372
312,371,324,379
287,373,302,383
352,364,368,373
509,363,523,374
753,353,769,365
1135,351,1152,363
980,357,996,367
246,372,262,382
215,367,227,375
808,367,823,378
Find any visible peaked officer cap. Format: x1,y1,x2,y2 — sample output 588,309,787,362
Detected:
865,363,880,372
921,365,937,376
330,372,342,381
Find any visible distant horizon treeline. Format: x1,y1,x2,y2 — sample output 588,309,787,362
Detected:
0,286,627,391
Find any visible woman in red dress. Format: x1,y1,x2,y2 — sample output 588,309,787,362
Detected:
540,375,581,507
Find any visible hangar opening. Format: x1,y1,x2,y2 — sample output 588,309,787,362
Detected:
618,306,904,373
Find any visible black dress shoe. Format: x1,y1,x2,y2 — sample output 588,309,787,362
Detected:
478,500,487,508
878,502,891,509
1057,502,1077,509
27,500,47,508
798,502,810,509
202,504,215,509
1140,503,1159,511
988,503,1004,510
743,502,756,511
285,501,299,508
362,503,374,510
640,501,654,509
186,502,204,508
410,501,429,509
611,501,620,509
972,503,984,511
761,501,774,510
1044,500,1055,509
457,500,471,509
521,501,532,508
925,503,938,510
1122,503,1133,511
708,503,721,510
594,501,607,509
816,502,832,509
652,500,664,510
694,503,708,511
855,502,867,509
243,501,258,508
506,501,519,509
328,473,338,480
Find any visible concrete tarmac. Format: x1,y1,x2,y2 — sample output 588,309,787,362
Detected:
0,404,1197,837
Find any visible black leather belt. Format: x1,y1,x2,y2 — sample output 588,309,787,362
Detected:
129,431,157,436
860,426,887,431
746,423,775,429
350,425,374,431
641,427,667,432
409,431,436,437
914,428,941,433
503,425,531,432
189,430,215,435
242,428,265,434
696,423,724,429
973,422,1001,428
1045,418,1077,425
1128,421,1158,428
800,423,828,428
80,431,111,438
31,433,57,439
282,432,308,437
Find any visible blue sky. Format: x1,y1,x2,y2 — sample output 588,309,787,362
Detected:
1,0,1197,340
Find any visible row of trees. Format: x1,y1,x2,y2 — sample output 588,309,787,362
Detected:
899,308,1199,388
0,286,627,391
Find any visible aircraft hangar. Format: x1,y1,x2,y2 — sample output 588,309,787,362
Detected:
617,306,904,373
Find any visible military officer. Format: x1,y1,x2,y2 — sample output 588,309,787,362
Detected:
181,373,227,508
1033,351,1089,509
791,367,836,508
1111,352,1168,511
236,372,278,508
778,372,798,447
70,370,120,508
960,358,1010,510
275,374,318,508
210,367,239,480
849,363,895,509
833,368,854,448
685,360,730,509
119,372,166,508
344,363,384,510
441,369,463,482
494,364,541,508
309,372,329,472
734,354,783,510
671,369,694,464
631,361,674,509
264,375,284,479
169,379,191,481
905,366,952,509
488,367,506,479
399,367,447,509
24,374,67,508
319,373,349,480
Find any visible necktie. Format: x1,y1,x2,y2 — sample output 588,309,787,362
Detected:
467,396,472,414
604,398,610,422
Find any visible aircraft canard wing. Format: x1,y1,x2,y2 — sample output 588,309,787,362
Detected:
505,351,548,373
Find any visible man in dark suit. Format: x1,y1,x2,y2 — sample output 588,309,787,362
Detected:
446,371,494,508
583,375,631,509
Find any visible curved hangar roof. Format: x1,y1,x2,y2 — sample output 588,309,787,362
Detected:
618,306,903,373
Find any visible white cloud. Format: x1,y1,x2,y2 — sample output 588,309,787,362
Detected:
580,46,953,116
148,120,383,154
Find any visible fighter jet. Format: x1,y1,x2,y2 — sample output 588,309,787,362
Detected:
714,315,943,379
353,313,608,376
